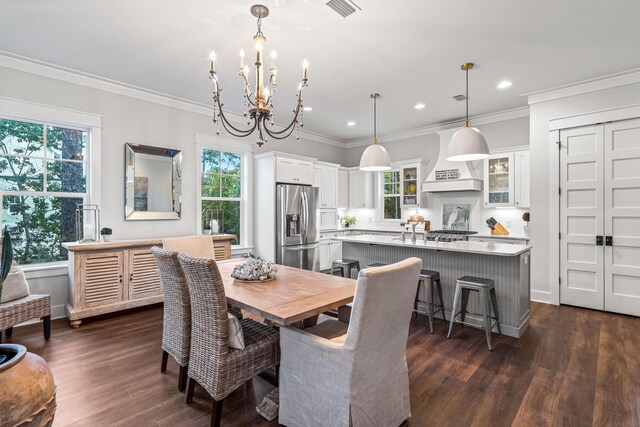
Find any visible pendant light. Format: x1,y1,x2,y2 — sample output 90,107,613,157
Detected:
447,63,490,161
359,93,391,171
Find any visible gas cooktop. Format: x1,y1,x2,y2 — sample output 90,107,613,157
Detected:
425,230,478,241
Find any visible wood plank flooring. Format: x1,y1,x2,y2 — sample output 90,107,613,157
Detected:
7,302,640,426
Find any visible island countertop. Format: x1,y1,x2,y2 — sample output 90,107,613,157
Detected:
333,234,532,257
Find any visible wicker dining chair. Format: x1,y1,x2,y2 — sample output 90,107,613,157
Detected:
177,253,280,427
151,247,192,392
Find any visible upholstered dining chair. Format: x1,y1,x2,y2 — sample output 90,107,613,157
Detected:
279,257,422,427
178,253,280,427
151,247,191,392
163,235,216,259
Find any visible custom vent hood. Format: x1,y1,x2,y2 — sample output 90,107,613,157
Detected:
422,128,483,193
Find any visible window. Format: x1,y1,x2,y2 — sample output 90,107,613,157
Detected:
383,170,401,220
0,118,88,264
200,148,242,245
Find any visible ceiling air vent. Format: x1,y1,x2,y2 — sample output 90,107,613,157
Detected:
452,94,467,102
326,0,361,18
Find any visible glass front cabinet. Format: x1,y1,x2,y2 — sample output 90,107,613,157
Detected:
484,153,515,207
399,161,428,208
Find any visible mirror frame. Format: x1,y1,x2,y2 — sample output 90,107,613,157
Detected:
124,143,182,221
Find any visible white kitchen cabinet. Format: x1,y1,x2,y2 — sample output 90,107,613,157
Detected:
515,150,530,208
329,240,342,264
313,162,339,208
484,153,515,207
398,160,428,208
348,168,373,208
320,209,339,230
337,168,349,208
276,156,314,185
319,240,330,271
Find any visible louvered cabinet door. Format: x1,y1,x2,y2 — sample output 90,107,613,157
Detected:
127,248,163,300
81,252,124,308
213,241,231,260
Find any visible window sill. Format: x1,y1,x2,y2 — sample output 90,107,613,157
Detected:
21,262,69,280
231,246,254,257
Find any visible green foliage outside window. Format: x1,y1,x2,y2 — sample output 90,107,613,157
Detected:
383,170,401,220
201,149,242,245
0,118,87,264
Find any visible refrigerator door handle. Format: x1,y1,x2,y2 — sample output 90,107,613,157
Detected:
283,243,319,251
301,191,309,241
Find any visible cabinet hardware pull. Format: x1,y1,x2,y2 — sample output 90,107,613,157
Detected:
605,236,613,247
595,235,603,246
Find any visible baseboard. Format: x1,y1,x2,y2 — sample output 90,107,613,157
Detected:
531,290,555,304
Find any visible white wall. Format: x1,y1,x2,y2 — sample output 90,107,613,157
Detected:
343,117,531,233
0,64,347,319
528,81,640,304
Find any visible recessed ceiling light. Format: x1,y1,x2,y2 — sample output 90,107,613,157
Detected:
303,106,313,112
414,103,426,110
497,80,512,89
347,121,356,127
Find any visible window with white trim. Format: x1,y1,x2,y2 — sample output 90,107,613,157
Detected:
200,148,242,245
0,117,88,264
382,169,401,220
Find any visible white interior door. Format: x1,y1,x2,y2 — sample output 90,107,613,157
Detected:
604,118,640,316
560,125,605,310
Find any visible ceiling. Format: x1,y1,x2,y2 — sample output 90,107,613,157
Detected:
1,0,640,142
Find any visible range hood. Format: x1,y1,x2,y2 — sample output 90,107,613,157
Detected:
422,128,483,193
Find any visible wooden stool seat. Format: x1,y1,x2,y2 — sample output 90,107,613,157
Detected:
447,276,501,350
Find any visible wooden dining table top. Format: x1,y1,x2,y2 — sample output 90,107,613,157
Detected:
215,258,356,325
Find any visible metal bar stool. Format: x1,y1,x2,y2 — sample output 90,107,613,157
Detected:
447,276,501,350
416,269,446,334
331,259,360,279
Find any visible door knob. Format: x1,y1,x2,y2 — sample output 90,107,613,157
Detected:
606,236,613,247
596,236,603,246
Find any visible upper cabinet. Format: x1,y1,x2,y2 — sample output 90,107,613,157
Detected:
514,150,530,208
276,156,314,185
398,160,428,208
348,168,374,208
483,149,529,208
337,168,349,208
313,162,339,208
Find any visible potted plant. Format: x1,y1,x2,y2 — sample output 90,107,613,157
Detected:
522,212,530,236
340,216,356,228
100,227,113,242
0,228,57,426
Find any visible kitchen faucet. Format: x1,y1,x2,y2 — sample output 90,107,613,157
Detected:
409,220,424,243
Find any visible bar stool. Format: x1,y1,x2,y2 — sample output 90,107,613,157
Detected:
416,269,446,334
447,276,501,350
331,259,360,279
366,262,387,268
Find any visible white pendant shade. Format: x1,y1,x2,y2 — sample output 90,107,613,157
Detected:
446,126,490,162
359,142,391,171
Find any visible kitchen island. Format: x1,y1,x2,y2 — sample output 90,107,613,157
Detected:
334,234,532,338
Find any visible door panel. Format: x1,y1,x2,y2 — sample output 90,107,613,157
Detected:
604,119,640,316
560,125,605,310
128,249,162,300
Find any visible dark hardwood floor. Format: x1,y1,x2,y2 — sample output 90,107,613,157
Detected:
7,302,640,426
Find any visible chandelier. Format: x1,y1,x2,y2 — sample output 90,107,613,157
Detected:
208,4,309,147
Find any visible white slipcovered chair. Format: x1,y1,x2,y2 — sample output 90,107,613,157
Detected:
163,235,216,259
279,257,422,427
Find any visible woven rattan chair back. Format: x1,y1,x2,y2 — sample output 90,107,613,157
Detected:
152,247,191,367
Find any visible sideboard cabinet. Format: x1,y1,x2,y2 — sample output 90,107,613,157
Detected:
62,235,235,327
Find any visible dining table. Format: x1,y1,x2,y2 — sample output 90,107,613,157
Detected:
216,258,357,326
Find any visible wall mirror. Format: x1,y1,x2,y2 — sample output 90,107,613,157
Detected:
125,143,182,220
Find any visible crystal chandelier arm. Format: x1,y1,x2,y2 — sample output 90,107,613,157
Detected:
262,79,306,137
261,113,297,140
212,86,259,137
239,69,257,107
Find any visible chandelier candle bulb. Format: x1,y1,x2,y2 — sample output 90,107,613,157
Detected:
239,48,245,68
302,59,309,80
209,51,216,73
271,50,277,67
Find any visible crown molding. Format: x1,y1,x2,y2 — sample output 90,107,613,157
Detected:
0,50,346,148
345,106,530,148
525,68,640,105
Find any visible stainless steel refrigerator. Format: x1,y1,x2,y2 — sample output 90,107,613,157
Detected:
276,184,320,271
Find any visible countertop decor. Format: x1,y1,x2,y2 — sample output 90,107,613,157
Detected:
231,257,278,282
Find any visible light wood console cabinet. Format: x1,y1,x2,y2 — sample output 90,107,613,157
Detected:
62,235,235,327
